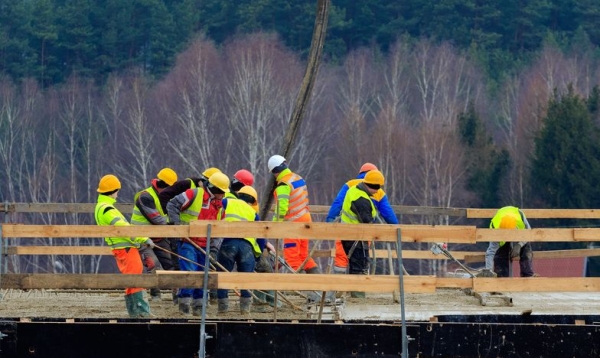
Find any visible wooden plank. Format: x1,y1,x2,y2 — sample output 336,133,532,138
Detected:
435,277,473,289
4,203,600,219
473,277,600,292
189,221,477,243
1,224,189,238
467,208,600,219
215,272,436,293
465,248,600,263
0,272,435,293
475,228,578,242
574,228,600,241
0,273,218,290
5,246,112,255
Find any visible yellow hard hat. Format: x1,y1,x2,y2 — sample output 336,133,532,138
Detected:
499,215,518,229
202,167,221,180
97,174,121,193
157,167,177,186
364,170,385,186
238,185,258,202
208,172,230,193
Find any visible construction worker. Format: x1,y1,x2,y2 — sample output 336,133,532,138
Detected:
237,185,280,308
166,172,228,315
340,170,386,298
158,167,221,270
268,155,320,274
230,169,254,194
94,174,153,318
486,206,538,277
131,167,178,300
327,163,399,275
216,185,266,314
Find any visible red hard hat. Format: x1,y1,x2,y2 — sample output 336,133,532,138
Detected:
359,162,378,174
233,169,254,186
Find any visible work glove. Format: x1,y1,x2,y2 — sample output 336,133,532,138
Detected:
145,239,155,249
256,250,274,273
510,243,522,259
209,247,219,263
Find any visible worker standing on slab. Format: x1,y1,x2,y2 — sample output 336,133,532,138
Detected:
167,172,228,315
487,206,538,277
327,163,399,275
131,167,178,301
94,174,153,318
230,169,254,195
158,167,222,271
216,185,266,315
268,155,320,274
340,170,385,298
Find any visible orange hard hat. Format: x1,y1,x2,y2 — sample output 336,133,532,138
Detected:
359,162,378,174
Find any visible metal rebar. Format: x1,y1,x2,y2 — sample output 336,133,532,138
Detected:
199,224,212,358
396,228,408,357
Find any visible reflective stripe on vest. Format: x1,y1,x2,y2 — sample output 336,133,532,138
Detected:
219,194,262,256
279,172,309,221
341,186,376,224
94,202,137,249
180,188,204,224
131,186,165,225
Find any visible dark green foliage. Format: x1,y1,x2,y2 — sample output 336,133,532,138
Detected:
531,85,600,209
2,0,600,85
458,102,511,207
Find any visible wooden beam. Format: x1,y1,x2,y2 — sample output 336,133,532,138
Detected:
189,221,477,243
1,224,188,238
0,272,218,290
0,272,435,293
475,228,588,242
464,248,600,263
467,208,600,219
472,277,600,292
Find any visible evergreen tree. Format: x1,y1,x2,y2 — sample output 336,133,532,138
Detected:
531,85,600,208
458,102,511,207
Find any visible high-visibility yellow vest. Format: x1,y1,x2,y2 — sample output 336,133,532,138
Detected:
218,193,261,257
341,185,376,224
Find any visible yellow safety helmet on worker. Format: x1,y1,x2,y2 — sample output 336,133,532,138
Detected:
208,172,230,193
97,174,121,193
157,168,177,186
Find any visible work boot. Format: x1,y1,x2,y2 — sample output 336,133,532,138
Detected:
218,298,229,314
306,266,321,274
150,288,161,301
172,289,179,305
209,290,218,304
350,291,366,299
333,266,347,274
253,290,268,305
124,294,136,318
192,299,204,317
265,290,282,308
179,297,192,315
131,291,153,317
239,297,252,315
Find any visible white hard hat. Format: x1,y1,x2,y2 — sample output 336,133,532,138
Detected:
268,155,286,172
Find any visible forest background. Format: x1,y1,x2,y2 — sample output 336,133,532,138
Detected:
2,0,600,273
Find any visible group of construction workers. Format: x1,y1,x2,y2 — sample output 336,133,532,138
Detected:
95,155,536,318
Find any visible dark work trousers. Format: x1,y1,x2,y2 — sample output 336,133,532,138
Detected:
168,238,180,270
153,239,175,271
494,242,534,277
341,240,370,275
